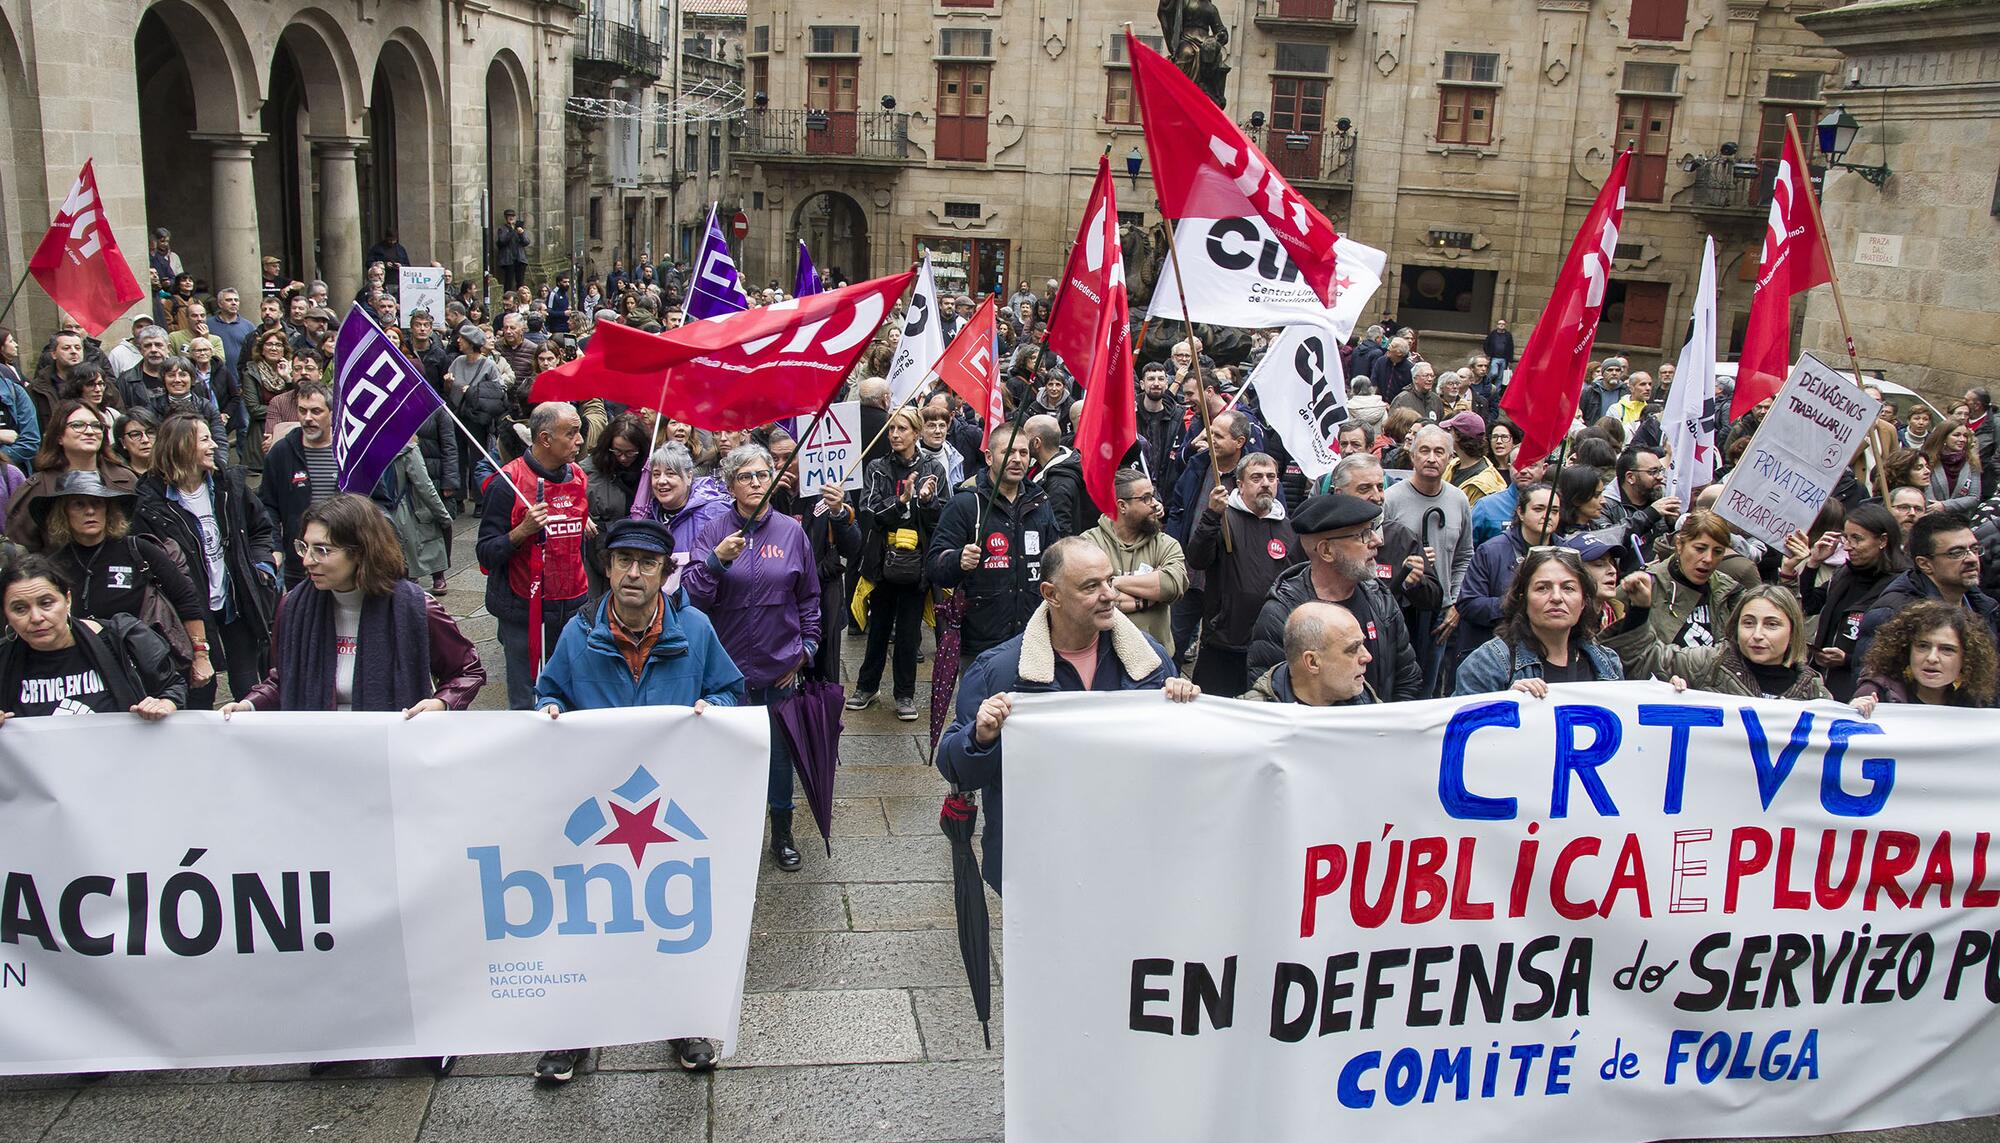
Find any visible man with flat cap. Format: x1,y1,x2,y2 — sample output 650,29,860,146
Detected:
1240,601,1376,706
1245,492,1425,701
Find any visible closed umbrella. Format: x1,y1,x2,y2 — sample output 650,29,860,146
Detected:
928,589,968,758
939,791,993,1048
772,677,844,855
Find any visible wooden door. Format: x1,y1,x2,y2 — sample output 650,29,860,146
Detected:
1268,77,1326,181
1616,96,1675,202
1620,281,1671,348
807,58,858,155
935,63,991,162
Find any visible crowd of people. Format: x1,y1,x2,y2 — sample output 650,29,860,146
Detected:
3,245,1995,1085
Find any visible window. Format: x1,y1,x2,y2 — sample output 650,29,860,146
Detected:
944,201,981,219
589,196,604,241
1437,51,1499,147
685,126,699,171
1396,264,1497,334
938,29,993,58
1273,42,1330,74
1616,95,1676,202
749,56,769,101
1764,70,1822,102
1628,0,1688,41
941,0,994,10
708,129,722,173
935,61,991,162
808,26,859,55
1598,280,1670,346
1441,51,1499,84
1621,62,1679,94
1268,76,1327,180
752,24,770,53
1105,32,1165,124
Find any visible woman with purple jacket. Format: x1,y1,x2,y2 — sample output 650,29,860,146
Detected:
682,442,822,872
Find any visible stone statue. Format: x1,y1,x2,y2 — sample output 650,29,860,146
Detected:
1159,0,1231,108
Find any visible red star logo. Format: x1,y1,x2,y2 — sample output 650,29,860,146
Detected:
595,799,676,866
1334,273,1354,294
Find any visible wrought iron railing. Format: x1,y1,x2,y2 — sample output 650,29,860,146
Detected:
737,109,914,161
1253,0,1358,26
1244,125,1356,186
574,16,663,81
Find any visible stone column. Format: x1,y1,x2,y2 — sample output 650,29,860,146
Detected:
312,137,365,307
190,133,267,301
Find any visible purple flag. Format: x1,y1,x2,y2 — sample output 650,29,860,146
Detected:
685,207,748,321
332,305,444,494
794,239,823,298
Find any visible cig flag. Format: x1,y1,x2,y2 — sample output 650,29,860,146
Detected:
1148,216,1386,343
332,306,444,494
1245,316,1350,481
933,296,1003,449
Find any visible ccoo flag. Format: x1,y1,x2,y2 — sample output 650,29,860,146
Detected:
794,240,823,298
684,206,749,321
933,295,1003,449
1731,119,1831,419
28,161,146,337
1499,150,1632,468
1663,237,1720,504
332,306,445,494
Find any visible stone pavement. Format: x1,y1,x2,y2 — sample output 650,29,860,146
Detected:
1,518,1994,1142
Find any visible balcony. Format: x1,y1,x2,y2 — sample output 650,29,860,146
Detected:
737,109,916,165
1253,0,1358,32
1685,155,1824,220
574,16,663,84
1245,125,1355,188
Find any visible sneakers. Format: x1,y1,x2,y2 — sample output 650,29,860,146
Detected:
895,696,918,721
533,1048,588,1085
844,690,878,711
672,1038,717,1071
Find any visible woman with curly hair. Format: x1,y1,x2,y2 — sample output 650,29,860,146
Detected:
1852,601,1997,712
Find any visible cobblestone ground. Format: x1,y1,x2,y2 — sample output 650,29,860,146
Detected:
2,519,1994,1142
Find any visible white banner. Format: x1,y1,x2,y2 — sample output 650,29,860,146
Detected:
796,400,864,495
396,267,447,329
0,709,769,1075
1149,217,1384,342
1663,237,1719,504
1716,353,1880,548
1245,316,1350,480
885,256,947,409
1004,686,2000,1143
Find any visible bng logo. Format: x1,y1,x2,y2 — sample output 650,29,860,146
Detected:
466,766,712,954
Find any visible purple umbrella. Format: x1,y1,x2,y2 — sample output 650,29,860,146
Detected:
772,677,844,855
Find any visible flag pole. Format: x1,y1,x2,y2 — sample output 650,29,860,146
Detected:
441,404,535,511
835,382,934,489
1784,113,1879,440
644,202,722,461
1159,211,1231,552
0,265,34,331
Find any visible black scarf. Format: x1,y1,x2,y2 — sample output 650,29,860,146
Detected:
276,579,432,711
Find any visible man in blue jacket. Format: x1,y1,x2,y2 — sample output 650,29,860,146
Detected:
531,517,743,1084
937,537,1199,893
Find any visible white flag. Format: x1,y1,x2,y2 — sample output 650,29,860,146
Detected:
1149,217,1385,342
884,255,947,409
1664,236,1719,503
1244,315,1350,480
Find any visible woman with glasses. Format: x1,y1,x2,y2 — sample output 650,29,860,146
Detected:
631,441,731,569
1853,600,1998,712
849,408,947,719
221,494,484,715
240,326,293,470
581,414,652,601
57,363,123,432
1606,581,1831,700
1783,502,1909,701
1454,546,1623,696
133,413,279,709
684,443,823,873
6,398,140,550
112,408,159,475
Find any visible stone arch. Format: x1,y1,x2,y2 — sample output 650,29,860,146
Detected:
363,31,445,262
485,50,533,236
139,0,260,132
794,190,870,284
277,10,365,138
0,8,48,334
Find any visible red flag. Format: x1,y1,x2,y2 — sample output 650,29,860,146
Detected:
1498,150,1632,467
28,161,145,337
1126,30,1340,306
1070,164,1136,518
933,295,1003,449
533,271,914,429
1045,156,1119,376
1731,122,1831,419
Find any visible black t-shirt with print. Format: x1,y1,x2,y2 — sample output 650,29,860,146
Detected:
14,643,114,717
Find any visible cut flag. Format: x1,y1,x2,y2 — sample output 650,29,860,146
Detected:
1731,121,1830,419
884,255,947,409
1065,155,1136,517
933,295,1003,449
1663,237,1720,505
1499,150,1633,468
533,270,915,430
28,160,146,337
331,306,444,494
794,240,823,298
684,206,749,321
1126,29,1340,306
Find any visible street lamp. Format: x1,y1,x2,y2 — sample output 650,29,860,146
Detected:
1815,106,1892,188
1126,146,1142,189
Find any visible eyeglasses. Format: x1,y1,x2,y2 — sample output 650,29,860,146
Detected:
1323,527,1381,543
1935,545,1980,561
1118,492,1158,503
65,421,103,433
293,540,351,562
733,470,774,484
610,552,667,574
123,429,155,441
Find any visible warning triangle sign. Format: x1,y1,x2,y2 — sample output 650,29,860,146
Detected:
806,410,854,449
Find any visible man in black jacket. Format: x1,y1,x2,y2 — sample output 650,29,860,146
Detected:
1134,362,1182,487
1186,452,1304,695
1026,415,1088,538
258,382,342,586
927,429,1058,664
1482,320,1515,383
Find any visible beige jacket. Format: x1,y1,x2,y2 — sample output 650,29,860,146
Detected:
1083,516,1189,657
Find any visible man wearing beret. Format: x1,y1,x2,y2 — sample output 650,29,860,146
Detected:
530,517,744,1083
1246,492,1427,701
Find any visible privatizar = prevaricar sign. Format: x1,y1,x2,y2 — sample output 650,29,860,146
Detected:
1715,352,1881,549
1003,685,2000,1143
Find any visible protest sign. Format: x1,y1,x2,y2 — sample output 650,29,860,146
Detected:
1004,686,2000,1143
0,708,767,1074
795,400,863,495
396,266,447,328
1715,353,1879,548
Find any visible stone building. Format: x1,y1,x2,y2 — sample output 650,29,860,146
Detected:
567,0,744,282
1796,0,2000,404
0,0,576,340
734,0,1845,363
